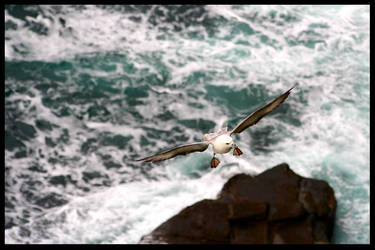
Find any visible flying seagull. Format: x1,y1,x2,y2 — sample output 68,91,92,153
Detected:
137,86,295,168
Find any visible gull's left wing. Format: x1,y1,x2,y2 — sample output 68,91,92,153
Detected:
230,86,295,135
136,141,210,163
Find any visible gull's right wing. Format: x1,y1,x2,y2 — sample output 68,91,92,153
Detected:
136,142,210,163
230,86,295,135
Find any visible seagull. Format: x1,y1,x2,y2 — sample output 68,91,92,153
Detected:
137,86,295,168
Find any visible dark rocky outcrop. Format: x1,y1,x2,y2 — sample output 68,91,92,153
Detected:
139,163,336,244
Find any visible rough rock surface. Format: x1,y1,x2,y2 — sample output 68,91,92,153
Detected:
139,163,336,244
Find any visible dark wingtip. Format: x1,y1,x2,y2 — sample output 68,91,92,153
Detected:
136,157,155,163
135,157,148,162
283,85,296,98
288,85,296,92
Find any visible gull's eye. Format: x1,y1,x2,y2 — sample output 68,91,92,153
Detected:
226,142,230,145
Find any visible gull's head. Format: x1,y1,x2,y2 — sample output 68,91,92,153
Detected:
213,134,233,154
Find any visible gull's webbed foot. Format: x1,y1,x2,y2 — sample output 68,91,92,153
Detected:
233,144,243,156
211,157,220,168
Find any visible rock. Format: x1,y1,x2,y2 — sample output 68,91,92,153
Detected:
139,163,337,244
269,216,313,244
143,199,230,243
219,163,305,221
299,178,336,218
232,220,268,244
228,200,268,221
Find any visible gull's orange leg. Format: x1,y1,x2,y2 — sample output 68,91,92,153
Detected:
233,144,243,156
211,154,220,168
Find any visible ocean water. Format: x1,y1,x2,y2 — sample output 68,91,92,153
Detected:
4,5,369,244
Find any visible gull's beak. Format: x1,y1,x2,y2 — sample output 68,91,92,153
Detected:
233,144,243,156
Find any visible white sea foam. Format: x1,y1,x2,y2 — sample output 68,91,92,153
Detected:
5,156,255,243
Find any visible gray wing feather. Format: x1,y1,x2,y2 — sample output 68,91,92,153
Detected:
136,142,210,163
230,86,294,135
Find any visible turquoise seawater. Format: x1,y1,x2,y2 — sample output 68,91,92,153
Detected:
5,5,369,244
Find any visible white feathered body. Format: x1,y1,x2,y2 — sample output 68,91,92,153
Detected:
204,128,233,154
212,134,233,154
